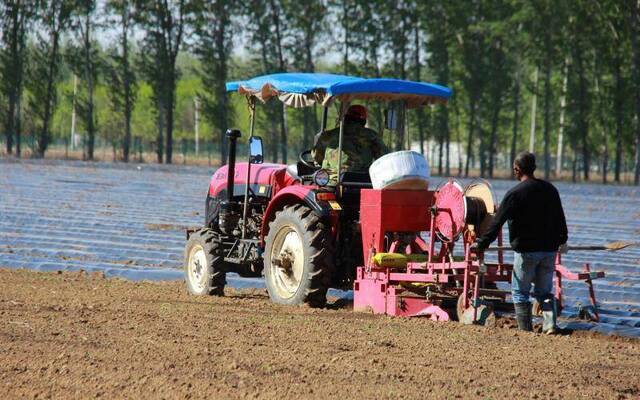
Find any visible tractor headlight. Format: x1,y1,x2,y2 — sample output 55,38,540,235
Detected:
313,169,330,186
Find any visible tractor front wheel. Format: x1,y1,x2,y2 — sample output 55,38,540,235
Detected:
264,204,334,307
184,229,226,296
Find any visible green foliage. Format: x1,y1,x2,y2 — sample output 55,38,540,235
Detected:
0,0,36,155
26,0,76,157
0,0,638,183
191,0,234,163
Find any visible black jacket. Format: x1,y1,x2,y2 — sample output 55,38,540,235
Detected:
476,178,568,252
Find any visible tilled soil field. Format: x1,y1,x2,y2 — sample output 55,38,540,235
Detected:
1,159,639,336
1,269,639,400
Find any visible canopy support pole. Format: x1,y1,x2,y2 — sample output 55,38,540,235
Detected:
337,101,350,188
321,106,328,132
242,97,257,239
248,97,257,137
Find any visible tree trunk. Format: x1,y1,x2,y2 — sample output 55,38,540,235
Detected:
342,0,349,75
438,131,444,175
488,92,503,178
556,59,569,177
85,13,95,161
87,75,95,161
438,33,450,176
451,103,462,175
6,94,15,154
215,4,229,166
594,66,607,184
413,24,426,156
510,69,520,178
456,125,463,176
543,58,551,180
219,93,228,166
614,59,623,182
479,123,486,178
445,131,451,176
269,0,287,163
3,3,23,155
302,109,310,150
218,95,228,163
394,106,405,152
393,29,407,153
571,139,577,183
39,30,61,158
15,5,26,158
438,101,450,176
301,23,318,150
602,130,608,184
465,100,476,177
166,82,175,164
156,100,164,164
529,66,539,153
156,2,185,165
417,110,426,155
122,15,131,163
280,104,287,163
15,90,22,157
575,47,590,181
632,0,640,185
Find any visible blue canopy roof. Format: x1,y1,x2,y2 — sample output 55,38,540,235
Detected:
226,73,451,107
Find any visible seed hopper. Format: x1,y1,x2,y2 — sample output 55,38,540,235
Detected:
353,180,605,324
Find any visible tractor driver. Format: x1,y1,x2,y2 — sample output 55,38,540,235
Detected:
312,104,388,183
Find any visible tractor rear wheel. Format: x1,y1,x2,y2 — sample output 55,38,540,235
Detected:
184,229,226,296
264,204,334,307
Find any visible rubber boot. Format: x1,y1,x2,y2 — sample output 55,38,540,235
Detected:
541,297,558,334
514,302,533,332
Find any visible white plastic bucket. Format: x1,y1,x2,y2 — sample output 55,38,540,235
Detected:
369,150,430,190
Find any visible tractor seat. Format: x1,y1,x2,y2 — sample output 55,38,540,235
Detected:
286,164,301,181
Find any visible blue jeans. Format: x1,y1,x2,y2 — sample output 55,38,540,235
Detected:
511,251,556,304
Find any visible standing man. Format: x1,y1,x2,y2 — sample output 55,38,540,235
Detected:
473,152,568,334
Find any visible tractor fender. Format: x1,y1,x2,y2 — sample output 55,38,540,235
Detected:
260,185,332,241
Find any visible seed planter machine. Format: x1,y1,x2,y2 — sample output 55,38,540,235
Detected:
184,72,608,328
353,180,605,325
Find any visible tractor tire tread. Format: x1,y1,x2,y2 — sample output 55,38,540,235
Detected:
265,204,335,307
184,228,226,296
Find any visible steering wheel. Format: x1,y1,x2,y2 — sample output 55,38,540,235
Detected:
299,149,316,169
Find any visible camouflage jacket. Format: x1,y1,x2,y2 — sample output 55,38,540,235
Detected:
312,122,388,181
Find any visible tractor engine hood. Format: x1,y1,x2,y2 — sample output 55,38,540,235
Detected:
209,162,299,199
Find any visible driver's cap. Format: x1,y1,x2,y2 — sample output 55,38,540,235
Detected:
346,105,367,121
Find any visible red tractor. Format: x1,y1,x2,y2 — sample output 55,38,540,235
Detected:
184,73,452,307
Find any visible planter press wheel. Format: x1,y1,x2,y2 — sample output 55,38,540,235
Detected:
463,179,497,237
456,293,496,327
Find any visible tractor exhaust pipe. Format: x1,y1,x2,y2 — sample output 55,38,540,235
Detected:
225,129,241,202
218,129,241,235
